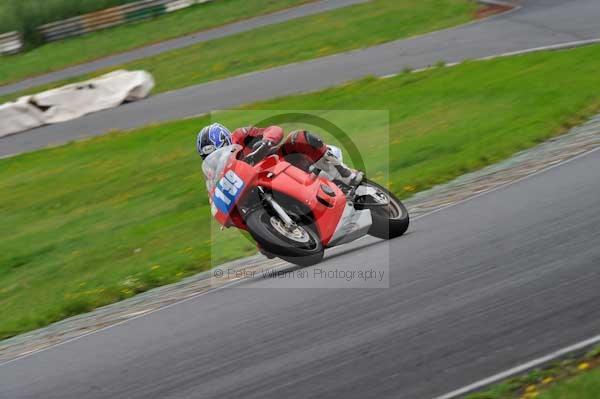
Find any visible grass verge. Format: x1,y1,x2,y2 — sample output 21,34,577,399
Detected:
0,0,477,103
0,0,313,85
2,44,600,340
466,345,600,399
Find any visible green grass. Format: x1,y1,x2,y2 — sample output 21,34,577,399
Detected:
539,369,600,399
2,44,600,340
0,0,314,85
466,345,600,398
0,0,477,102
467,368,600,399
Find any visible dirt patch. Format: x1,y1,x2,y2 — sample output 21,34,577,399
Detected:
475,3,513,19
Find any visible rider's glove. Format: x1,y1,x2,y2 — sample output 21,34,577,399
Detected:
246,139,273,164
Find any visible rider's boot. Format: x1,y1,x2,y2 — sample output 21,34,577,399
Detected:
314,150,363,188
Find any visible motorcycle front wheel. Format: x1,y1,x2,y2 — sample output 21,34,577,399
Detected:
245,207,324,267
357,179,410,239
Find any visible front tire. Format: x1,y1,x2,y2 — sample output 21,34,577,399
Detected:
359,179,410,239
245,207,324,266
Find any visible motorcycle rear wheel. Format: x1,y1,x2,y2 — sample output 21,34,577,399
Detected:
358,179,410,239
245,207,324,267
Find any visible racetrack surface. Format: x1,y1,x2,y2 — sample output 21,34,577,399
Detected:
2,0,600,158
1,139,599,398
0,0,368,97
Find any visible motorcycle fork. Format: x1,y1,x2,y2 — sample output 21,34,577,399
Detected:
256,187,296,228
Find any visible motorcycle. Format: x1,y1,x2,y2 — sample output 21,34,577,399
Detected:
203,144,409,266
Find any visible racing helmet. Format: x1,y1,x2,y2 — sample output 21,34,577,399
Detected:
197,123,232,160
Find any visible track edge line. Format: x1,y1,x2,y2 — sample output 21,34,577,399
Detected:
432,333,600,399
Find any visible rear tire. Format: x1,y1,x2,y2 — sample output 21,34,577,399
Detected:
359,179,410,239
245,207,324,267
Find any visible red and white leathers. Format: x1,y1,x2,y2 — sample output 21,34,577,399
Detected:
231,126,360,186
231,126,286,157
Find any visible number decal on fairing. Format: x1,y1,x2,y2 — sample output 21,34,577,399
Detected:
213,170,245,213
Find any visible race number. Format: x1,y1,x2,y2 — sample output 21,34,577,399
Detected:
213,170,245,213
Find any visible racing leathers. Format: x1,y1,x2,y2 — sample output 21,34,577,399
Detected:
231,126,362,187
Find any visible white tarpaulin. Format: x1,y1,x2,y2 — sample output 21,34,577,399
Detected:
0,70,154,138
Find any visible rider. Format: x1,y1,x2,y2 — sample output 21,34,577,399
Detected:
196,123,362,187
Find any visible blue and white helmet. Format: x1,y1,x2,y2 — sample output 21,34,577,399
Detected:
197,123,232,159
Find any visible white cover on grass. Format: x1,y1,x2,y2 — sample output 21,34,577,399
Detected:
0,70,154,138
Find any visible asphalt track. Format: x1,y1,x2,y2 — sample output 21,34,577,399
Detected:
1,135,600,399
3,0,600,157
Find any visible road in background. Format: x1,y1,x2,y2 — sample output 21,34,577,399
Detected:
2,0,600,157
0,0,368,96
1,140,599,399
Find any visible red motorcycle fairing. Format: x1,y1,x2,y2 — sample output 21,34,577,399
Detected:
211,151,346,246
212,156,257,228
255,160,347,246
